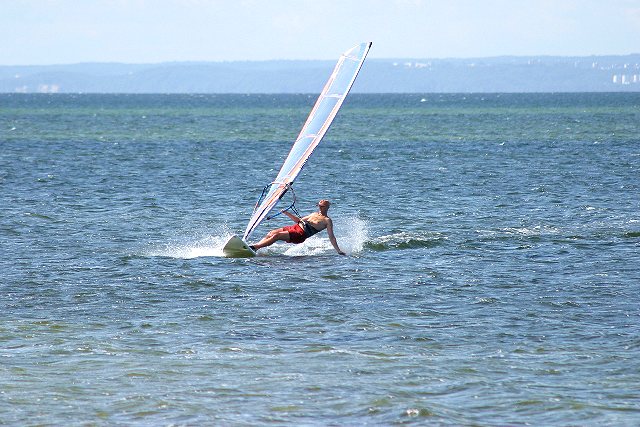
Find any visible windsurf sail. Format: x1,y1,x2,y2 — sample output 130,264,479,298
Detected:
242,42,372,241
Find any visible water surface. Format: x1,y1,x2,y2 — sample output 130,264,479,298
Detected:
1,93,639,425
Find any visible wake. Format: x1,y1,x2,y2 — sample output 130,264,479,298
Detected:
145,232,230,259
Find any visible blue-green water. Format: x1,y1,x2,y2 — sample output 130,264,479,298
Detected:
1,93,639,425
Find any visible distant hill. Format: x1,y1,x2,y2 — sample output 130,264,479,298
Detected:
1,55,639,93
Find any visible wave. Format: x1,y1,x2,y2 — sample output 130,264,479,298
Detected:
141,218,637,259
365,231,446,251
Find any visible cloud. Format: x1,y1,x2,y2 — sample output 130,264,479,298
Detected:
627,7,640,26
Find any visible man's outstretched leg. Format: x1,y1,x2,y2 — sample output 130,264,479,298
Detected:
251,228,290,251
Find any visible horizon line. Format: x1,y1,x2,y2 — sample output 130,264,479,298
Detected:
3,52,640,68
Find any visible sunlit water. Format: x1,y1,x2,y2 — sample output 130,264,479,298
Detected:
1,93,639,425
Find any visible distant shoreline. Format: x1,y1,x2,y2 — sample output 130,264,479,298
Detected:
2,55,639,93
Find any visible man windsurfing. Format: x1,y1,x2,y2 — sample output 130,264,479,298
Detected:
250,199,345,255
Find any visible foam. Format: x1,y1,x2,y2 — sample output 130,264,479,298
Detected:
145,225,234,259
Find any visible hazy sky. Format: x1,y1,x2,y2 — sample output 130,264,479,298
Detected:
2,0,639,65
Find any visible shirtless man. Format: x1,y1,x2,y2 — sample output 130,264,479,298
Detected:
250,199,346,255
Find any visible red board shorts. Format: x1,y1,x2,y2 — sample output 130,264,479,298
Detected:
284,224,307,244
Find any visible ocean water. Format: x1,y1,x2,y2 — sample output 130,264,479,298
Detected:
1,93,639,426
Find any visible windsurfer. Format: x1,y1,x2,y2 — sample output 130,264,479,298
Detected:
250,200,346,255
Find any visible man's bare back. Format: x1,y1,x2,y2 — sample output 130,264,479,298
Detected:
300,212,330,231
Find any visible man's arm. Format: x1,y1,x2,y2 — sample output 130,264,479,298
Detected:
325,218,346,255
283,211,301,223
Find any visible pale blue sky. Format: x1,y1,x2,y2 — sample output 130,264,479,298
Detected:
2,0,639,65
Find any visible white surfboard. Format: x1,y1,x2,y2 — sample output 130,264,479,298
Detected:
222,235,256,258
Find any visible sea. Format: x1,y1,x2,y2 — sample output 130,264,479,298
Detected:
1,93,639,426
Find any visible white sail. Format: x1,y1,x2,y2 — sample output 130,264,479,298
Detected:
242,42,372,241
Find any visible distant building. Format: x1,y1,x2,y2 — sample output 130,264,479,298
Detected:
37,84,60,93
